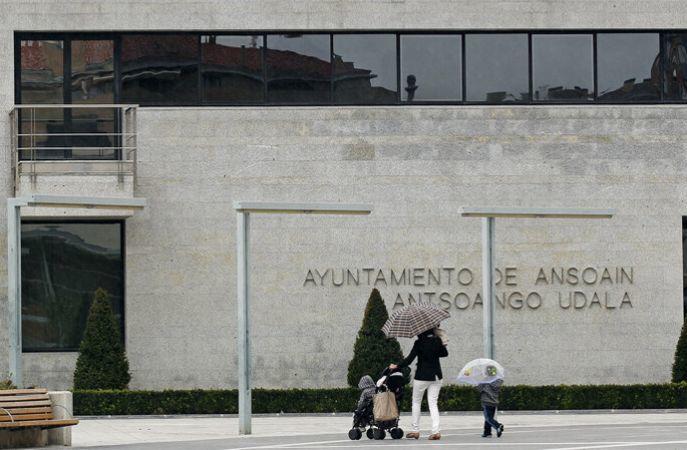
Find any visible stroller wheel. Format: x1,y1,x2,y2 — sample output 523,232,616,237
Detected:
366,428,375,439
373,428,386,440
390,428,404,440
348,428,362,440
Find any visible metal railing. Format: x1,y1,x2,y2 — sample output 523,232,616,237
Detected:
9,104,138,188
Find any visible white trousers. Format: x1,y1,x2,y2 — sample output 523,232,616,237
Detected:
411,379,442,434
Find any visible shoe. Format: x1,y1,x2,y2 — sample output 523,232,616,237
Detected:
481,433,492,438
428,433,441,440
497,424,504,437
406,432,420,440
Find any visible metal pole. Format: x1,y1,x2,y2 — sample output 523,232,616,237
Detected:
237,211,251,435
7,201,23,387
482,217,495,360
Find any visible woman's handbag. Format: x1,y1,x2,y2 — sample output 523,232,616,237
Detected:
373,391,399,421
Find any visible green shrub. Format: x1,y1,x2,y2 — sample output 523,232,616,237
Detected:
347,289,405,387
73,383,687,416
73,288,131,390
673,320,687,382
0,379,16,390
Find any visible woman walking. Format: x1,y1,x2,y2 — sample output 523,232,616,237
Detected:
389,328,448,440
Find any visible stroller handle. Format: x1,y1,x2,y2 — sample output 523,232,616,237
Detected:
381,366,402,377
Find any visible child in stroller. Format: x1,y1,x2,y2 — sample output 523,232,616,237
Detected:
348,367,407,440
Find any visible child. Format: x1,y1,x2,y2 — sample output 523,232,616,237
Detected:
476,365,504,438
356,375,376,414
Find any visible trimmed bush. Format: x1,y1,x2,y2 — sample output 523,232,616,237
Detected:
347,289,405,387
73,288,131,390
0,379,16,390
673,320,687,382
73,383,687,416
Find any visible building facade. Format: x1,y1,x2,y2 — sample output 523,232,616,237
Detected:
1,1,686,390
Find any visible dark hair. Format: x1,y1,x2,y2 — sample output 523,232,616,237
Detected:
418,329,434,339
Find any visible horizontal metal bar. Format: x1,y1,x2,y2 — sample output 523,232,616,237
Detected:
11,104,138,109
17,133,136,137
19,159,134,166
17,195,146,209
18,147,136,151
18,171,134,176
459,207,615,219
234,201,373,214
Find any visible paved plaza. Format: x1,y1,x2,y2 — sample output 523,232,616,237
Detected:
64,412,687,450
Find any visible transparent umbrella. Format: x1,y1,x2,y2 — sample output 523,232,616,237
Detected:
456,358,505,386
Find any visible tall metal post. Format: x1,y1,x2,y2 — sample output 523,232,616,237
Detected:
7,200,24,387
481,217,495,360
236,211,251,435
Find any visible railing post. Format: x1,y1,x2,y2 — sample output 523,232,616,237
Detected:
14,110,19,193
7,199,24,388
117,106,124,185
30,107,36,185
132,107,137,191
9,110,16,194
237,210,251,435
482,217,496,360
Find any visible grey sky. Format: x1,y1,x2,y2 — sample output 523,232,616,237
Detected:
466,34,529,101
401,35,461,101
334,34,397,90
597,33,659,95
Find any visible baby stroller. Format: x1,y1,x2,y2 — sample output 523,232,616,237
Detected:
348,367,407,440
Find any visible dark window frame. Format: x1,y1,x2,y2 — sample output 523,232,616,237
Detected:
463,32,530,104
332,32,399,105
683,216,687,318
530,31,596,103
595,32,662,103
399,33,463,103
13,29,669,107
265,33,333,105
658,32,687,103
17,32,121,105
119,33,201,106
17,34,121,161
200,34,266,105
20,219,126,353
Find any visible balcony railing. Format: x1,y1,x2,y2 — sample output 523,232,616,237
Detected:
9,104,138,189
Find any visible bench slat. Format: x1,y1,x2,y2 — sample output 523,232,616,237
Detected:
0,389,47,395
0,400,52,408
0,413,52,422
0,407,52,415
0,394,49,402
0,419,79,429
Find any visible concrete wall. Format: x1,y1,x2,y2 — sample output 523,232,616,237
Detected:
117,105,684,389
6,0,687,30
1,1,687,389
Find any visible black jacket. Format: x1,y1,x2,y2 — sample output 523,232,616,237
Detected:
398,331,448,381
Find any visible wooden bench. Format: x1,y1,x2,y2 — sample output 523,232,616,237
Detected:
0,389,78,431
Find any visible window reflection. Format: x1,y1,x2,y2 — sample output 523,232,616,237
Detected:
533,34,594,102
202,35,264,104
21,222,124,351
334,34,397,104
71,40,116,158
401,35,461,102
597,34,660,102
266,34,331,104
121,34,199,105
71,40,114,103
21,40,64,104
664,34,687,100
466,34,529,102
